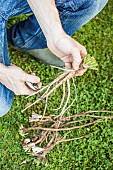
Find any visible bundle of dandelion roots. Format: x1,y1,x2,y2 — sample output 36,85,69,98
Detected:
20,55,113,163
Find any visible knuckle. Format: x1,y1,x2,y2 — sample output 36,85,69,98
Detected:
81,46,87,55
73,47,80,52
83,47,87,54
37,77,40,82
15,92,20,96
75,57,82,63
19,89,27,95
22,73,27,81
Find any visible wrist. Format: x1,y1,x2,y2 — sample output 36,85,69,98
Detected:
46,24,65,40
47,29,66,48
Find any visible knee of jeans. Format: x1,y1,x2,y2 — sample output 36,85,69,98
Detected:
0,102,11,117
87,0,108,14
64,0,108,14
0,86,14,117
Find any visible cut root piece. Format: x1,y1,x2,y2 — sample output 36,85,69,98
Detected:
53,82,66,111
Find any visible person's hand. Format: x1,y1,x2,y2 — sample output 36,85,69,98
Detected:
47,33,87,75
0,64,41,95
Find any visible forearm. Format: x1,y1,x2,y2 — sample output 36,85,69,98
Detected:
27,0,65,41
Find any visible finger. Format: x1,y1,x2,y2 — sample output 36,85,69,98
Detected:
36,82,42,89
15,87,35,96
71,48,82,70
80,50,87,59
61,55,73,63
65,62,72,69
48,46,64,59
31,72,36,76
76,68,87,76
73,40,87,56
21,84,37,95
26,90,36,95
80,46,87,56
28,73,42,88
26,74,40,83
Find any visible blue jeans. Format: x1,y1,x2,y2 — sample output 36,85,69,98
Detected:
0,0,108,117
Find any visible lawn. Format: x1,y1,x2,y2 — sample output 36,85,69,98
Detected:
0,1,113,169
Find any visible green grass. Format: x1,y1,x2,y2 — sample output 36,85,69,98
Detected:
0,1,113,169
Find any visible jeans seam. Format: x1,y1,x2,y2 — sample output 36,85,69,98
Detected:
0,11,8,20
12,6,30,17
1,19,5,64
13,0,28,9
69,1,78,11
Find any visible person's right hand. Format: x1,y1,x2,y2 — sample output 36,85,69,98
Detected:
0,64,41,95
47,33,87,75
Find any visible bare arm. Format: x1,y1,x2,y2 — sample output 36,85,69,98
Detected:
27,0,64,42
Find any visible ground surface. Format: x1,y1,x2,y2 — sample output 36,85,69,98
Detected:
0,1,113,170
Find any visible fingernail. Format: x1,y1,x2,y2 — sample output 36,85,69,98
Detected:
32,73,36,76
37,77,40,82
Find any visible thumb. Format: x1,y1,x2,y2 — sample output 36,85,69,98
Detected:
31,72,36,76
71,48,82,70
26,74,40,83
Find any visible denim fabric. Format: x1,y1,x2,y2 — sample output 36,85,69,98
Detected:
0,16,14,117
8,0,108,50
0,0,108,117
